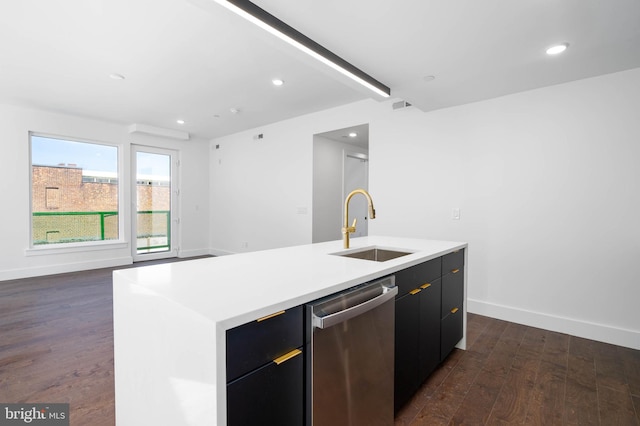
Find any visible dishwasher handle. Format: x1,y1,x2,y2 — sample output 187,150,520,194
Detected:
312,285,398,329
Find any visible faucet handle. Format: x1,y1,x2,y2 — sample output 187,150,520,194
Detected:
342,218,358,236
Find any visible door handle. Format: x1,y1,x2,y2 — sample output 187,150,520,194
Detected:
273,348,302,365
256,310,285,322
312,286,398,329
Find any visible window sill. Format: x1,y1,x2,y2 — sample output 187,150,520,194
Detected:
25,240,129,256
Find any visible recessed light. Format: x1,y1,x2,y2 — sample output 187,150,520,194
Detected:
348,132,358,138
230,108,240,114
109,73,125,80
272,79,284,86
423,75,436,82
546,43,569,55
176,119,185,125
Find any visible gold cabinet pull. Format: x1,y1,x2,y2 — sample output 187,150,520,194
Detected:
409,288,422,295
273,348,302,365
451,307,459,314
451,269,460,274
420,283,431,289
256,310,285,322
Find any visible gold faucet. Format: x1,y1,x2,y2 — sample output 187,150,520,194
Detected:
342,189,376,249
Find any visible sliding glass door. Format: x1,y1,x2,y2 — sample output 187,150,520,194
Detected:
132,145,178,261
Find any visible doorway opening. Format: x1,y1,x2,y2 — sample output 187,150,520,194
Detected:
312,124,369,243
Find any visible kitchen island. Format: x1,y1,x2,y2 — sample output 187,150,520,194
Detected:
113,236,467,425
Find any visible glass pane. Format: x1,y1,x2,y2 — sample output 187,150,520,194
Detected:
31,135,119,245
136,152,171,254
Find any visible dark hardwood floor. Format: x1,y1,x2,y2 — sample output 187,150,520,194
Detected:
1,260,639,425
396,315,640,425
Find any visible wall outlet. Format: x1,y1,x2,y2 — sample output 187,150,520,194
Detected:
241,241,248,248
452,208,461,220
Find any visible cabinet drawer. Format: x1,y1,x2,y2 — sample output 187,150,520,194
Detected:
226,305,303,382
395,257,442,297
441,267,464,319
441,307,463,361
442,249,464,275
227,347,303,426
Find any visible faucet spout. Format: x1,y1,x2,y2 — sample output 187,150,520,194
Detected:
342,189,376,249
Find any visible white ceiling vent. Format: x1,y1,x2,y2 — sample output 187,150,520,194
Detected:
128,124,190,141
392,100,412,110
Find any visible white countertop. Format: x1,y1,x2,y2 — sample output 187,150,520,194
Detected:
114,236,466,328
113,236,467,425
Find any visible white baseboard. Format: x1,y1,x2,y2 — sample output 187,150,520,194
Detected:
208,248,235,256
0,256,133,281
468,298,640,350
178,248,214,258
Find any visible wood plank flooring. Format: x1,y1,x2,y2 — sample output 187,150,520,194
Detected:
396,314,640,425
1,260,639,425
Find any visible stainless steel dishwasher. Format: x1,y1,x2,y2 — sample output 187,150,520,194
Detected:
306,275,397,425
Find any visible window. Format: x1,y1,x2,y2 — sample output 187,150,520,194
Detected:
45,187,60,209
31,134,119,246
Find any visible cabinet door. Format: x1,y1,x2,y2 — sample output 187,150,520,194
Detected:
441,308,463,361
394,292,420,412
441,266,464,361
227,348,303,426
441,268,464,319
226,306,303,382
418,278,441,381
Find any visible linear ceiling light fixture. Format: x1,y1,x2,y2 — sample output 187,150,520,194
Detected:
214,0,391,98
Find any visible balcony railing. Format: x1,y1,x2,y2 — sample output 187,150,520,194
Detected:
136,210,170,253
32,210,170,253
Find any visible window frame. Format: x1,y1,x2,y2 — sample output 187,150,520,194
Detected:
27,131,126,254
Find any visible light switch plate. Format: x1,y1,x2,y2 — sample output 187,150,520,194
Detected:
452,208,461,220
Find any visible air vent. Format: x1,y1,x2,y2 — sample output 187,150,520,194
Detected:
392,101,412,110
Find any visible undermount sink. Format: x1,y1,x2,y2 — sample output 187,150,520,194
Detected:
332,246,413,262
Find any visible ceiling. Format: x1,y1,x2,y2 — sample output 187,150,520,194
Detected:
1,0,639,141
316,124,369,149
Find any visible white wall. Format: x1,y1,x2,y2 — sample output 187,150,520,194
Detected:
0,103,210,280
209,109,374,254
209,67,640,349
372,69,640,349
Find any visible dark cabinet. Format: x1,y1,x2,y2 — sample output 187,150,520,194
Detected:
441,305,463,361
394,259,442,412
394,291,420,411
419,278,442,380
394,249,465,412
226,306,304,426
440,250,465,361
227,350,303,426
